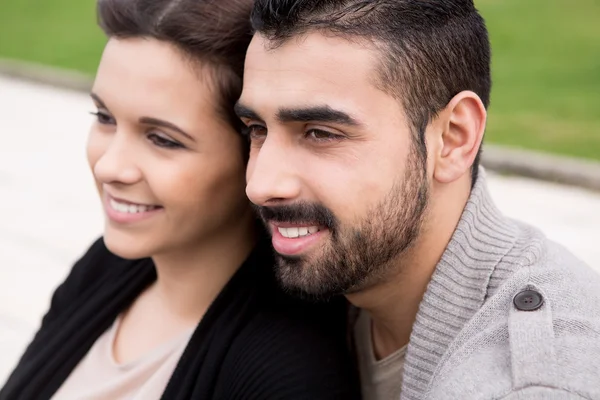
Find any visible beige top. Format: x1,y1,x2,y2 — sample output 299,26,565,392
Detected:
354,310,407,400
52,316,194,400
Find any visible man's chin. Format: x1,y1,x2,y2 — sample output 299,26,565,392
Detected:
273,254,348,300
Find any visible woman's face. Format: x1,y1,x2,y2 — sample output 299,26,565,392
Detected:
88,38,249,259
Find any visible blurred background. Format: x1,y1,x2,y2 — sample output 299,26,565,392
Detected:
1,0,599,159
0,0,599,386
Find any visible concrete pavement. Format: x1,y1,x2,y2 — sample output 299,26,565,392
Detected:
1,75,599,385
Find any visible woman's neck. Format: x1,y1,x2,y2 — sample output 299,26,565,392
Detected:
149,211,258,324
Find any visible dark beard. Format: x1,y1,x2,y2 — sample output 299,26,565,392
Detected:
256,144,429,299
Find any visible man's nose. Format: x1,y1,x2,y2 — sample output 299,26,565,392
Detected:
246,136,302,206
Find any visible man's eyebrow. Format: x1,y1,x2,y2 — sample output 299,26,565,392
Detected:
234,103,363,128
138,117,195,142
276,105,362,127
234,102,263,121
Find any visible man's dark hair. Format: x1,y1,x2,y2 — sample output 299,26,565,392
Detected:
97,0,254,132
251,0,491,185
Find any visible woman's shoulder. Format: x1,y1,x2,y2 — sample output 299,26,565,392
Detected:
49,237,112,301
41,237,153,325
214,294,361,399
58,237,140,292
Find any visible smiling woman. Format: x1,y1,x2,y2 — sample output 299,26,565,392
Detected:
0,0,360,399
86,37,250,260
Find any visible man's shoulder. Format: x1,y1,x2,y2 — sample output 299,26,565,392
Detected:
492,221,600,324
428,234,600,399
508,229,600,323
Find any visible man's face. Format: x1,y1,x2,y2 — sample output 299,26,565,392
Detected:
238,33,429,297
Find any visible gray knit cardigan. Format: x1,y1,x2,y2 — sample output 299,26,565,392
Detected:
401,170,600,399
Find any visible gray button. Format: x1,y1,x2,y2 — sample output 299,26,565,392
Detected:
513,290,544,311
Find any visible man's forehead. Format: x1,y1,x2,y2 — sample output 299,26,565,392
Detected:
241,33,385,115
245,32,378,77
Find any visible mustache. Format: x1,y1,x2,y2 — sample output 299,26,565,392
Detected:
254,202,338,230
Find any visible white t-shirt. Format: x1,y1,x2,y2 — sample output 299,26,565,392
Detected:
354,310,407,400
52,316,194,400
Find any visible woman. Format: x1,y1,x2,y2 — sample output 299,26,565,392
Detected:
0,0,359,399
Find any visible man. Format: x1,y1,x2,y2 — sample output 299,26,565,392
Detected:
235,0,600,399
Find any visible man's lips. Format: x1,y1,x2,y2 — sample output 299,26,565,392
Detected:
269,222,328,256
268,222,326,238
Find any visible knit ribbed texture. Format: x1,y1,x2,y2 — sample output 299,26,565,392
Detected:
401,169,600,399
402,170,517,399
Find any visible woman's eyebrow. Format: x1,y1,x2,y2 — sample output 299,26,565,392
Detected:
138,117,195,142
90,92,107,108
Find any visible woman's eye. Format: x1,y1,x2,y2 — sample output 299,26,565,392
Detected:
306,129,342,141
147,133,183,149
90,111,115,125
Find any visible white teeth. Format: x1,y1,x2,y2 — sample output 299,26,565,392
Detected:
110,199,154,214
288,227,299,238
277,226,320,238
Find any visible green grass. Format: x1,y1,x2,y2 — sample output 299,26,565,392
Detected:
476,0,600,160
0,0,105,75
0,0,598,161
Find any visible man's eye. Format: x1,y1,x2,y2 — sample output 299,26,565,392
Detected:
244,124,268,140
306,129,342,141
90,111,115,125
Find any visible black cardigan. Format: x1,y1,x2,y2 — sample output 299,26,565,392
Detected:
1,238,360,399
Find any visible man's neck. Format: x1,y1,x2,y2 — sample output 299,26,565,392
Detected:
347,183,470,360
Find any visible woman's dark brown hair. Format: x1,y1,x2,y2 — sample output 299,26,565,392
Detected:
97,0,254,131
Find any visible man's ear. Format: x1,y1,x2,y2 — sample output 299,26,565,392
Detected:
433,91,486,184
